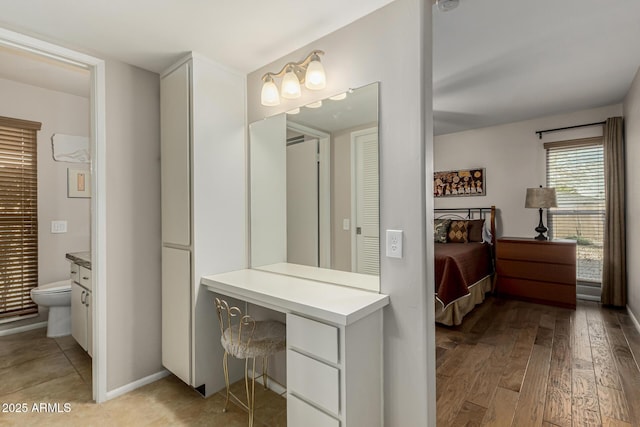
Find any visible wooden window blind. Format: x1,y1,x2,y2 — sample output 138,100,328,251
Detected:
545,137,604,284
0,116,41,319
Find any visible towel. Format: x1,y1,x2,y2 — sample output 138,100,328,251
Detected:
51,133,89,163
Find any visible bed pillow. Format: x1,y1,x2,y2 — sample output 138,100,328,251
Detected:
448,220,468,243
467,219,485,243
434,219,451,243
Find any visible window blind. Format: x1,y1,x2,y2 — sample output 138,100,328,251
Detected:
545,137,604,284
0,116,41,319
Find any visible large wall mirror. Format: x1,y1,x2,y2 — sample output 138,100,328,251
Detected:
249,82,380,290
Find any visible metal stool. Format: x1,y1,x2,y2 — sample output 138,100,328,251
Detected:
214,298,286,427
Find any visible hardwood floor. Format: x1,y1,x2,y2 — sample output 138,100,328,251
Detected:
436,296,640,426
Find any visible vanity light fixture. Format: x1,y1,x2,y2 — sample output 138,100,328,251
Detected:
306,100,323,109
286,107,300,115
260,50,326,106
329,92,347,101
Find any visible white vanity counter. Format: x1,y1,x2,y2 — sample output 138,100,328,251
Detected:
200,267,388,326
201,266,388,426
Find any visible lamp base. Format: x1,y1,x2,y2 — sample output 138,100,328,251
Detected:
534,208,548,240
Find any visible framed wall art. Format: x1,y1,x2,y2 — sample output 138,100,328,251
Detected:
434,168,485,197
67,168,91,198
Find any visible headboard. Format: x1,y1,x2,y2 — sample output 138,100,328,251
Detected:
434,205,496,246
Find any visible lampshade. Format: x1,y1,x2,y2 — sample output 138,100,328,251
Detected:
525,187,557,208
260,76,280,106
281,67,301,99
304,54,326,90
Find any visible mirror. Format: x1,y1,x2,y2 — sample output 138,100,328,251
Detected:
249,82,380,289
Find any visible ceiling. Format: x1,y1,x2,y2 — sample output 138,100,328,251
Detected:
0,0,639,136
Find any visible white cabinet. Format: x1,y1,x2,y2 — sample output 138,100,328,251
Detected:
71,264,92,356
160,52,246,396
287,311,383,426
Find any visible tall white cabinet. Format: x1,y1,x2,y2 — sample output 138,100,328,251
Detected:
160,52,246,396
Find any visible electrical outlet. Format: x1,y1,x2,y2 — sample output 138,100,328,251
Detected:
386,229,403,259
51,220,67,234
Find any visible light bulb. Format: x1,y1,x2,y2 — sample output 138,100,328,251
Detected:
260,76,280,106
329,92,347,101
281,67,301,99
305,55,326,90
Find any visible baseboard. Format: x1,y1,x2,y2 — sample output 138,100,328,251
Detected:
627,306,640,335
0,321,47,337
105,369,171,401
249,369,287,397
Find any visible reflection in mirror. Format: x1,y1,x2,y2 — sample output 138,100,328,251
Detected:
249,83,380,285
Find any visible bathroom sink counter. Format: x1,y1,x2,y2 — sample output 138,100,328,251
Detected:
66,252,91,269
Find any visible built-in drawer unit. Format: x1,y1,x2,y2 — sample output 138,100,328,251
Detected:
79,266,92,291
70,264,80,283
288,313,339,364
288,394,340,427
288,349,340,415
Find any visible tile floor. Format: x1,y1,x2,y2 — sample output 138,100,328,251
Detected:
0,327,286,426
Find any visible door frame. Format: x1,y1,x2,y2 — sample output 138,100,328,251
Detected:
0,27,107,403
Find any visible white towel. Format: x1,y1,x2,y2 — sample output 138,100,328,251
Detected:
51,133,90,163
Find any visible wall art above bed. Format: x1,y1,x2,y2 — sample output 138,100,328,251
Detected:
434,168,485,197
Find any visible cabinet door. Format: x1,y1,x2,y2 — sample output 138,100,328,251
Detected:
71,282,87,351
160,62,191,246
162,246,191,384
86,289,93,357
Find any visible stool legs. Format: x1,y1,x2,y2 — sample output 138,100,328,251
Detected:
222,351,231,412
244,357,257,427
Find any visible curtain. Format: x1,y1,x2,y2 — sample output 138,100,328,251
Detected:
601,117,627,307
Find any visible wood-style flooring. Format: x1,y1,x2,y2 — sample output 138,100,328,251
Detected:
436,296,640,427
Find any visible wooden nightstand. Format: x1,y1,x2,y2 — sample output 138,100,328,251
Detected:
496,237,577,309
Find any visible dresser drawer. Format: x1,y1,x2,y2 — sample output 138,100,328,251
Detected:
70,264,80,283
79,266,92,291
287,313,339,364
497,241,575,265
497,259,575,285
288,349,340,415
288,395,340,427
497,277,576,308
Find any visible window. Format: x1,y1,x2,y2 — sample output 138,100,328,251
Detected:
545,137,604,285
0,116,41,319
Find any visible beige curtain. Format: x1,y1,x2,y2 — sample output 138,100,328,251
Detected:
601,117,627,307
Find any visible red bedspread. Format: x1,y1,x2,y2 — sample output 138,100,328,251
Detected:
435,242,493,307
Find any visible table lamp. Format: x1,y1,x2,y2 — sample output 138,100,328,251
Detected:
525,186,557,240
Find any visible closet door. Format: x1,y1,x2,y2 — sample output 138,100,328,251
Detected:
160,63,191,247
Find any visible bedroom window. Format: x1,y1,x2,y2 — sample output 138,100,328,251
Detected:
545,137,604,287
0,116,41,320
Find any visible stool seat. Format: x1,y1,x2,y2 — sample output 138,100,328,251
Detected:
221,320,286,359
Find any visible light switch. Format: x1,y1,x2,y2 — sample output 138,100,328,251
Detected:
342,219,350,231
51,220,67,234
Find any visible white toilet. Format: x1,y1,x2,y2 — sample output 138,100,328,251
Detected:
30,280,72,337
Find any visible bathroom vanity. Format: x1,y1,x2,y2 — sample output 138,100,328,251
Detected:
201,266,389,427
66,252,92,356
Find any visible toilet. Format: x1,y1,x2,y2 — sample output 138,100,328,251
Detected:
30,280,72,337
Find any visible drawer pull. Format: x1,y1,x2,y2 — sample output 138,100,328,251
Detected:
80,290,86,304
82,276,90,280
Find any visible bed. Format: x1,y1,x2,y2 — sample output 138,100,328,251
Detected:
434,206,496,326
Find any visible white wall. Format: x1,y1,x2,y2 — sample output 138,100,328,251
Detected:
624,66,640,325
104,60,162,392
247,0,434,424
434,104,623,238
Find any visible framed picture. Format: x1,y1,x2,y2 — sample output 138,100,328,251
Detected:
67,168,91,198
434,168,485,197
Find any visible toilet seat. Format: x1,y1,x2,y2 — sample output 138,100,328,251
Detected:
32,280,72,294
